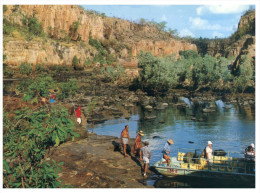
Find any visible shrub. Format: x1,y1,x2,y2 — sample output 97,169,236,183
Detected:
57,79,79,100
3,21,16,35
17,76,56,103
35,63,46,73
27,17,44,36
232,55,254,93
179,50,199,59
83,97,98,115
89,35,103,50
84,58,92,66
101,64,124,82
3,5,8,13
3,106,78,188
19,63,33,75
69,21,80,38
72,55,79,70
107,54,116,65
49,65,65,73
3,64,14,77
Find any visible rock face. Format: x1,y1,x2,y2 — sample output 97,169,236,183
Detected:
4,40,91,68
3,5,197,68
206,10,255,65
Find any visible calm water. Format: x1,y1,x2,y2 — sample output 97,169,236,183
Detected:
87,97,255,187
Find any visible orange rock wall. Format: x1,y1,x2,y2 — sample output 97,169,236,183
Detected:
3,5,197,67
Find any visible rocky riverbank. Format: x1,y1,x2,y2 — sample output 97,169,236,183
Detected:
48,133,154,188
3,70,255,188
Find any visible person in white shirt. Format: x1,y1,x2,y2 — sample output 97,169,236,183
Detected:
140,141,151,176
206,141,213,166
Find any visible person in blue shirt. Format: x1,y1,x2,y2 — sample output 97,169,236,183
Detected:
50,94,55,104
162,139,174,166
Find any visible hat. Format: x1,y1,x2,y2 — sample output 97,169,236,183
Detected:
208,141,212,145
250,143,254,148
167,139,174,145
144,141,149,145
137,131,144,136
78,106,81,110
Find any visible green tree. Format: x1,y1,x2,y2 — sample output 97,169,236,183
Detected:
72,55,79,70
28,17,44,36
233,55,254,93
168,28,178,37
137,51,179,95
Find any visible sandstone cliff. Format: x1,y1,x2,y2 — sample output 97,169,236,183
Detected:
3,5,197,68
205,10,255,63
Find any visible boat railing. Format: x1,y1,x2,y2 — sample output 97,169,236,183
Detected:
174,148,255,175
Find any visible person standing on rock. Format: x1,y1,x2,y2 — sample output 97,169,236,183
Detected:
133,131,144,157
162,139,174,166
140,141,151,176
75,106,82,125
120,125,130,157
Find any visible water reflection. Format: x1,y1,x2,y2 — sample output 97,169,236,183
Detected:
88,97,255,187
90,98,254,161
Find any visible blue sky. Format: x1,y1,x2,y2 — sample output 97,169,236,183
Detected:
82,5,254,39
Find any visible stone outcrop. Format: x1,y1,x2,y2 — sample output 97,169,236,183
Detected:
3,5,197,68
3,40,91,68
206,10,255,62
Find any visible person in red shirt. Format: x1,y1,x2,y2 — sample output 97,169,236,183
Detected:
133,131,144,158
50,94,56,104
75,106,82,125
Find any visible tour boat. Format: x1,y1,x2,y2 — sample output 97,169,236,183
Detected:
152,151,255,182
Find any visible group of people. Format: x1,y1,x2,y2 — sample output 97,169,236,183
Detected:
41,93,83,125
40,94,56,105
120,125,255,176
120,125,174,176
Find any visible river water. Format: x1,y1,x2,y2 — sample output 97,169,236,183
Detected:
88,97,255,188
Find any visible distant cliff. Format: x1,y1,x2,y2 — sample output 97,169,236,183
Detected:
3,5,197,68
194,10,255,70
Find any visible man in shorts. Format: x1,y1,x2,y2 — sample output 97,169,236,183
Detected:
140,141,151,176
120,125,130,157
162,139,174,166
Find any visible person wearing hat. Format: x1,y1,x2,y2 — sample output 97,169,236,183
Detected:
75,106,82,124
245,143,255,162
206,141,213,166
162,139,174,166
140,141,151,177
133,131,144,157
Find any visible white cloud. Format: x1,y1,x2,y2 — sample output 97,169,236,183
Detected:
197,5,250,15
197,6,204,15
189,17,232,31
161,14,167,21
212,31,224,38
179,28,195,37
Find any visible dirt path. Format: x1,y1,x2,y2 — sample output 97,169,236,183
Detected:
50,133,154,188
